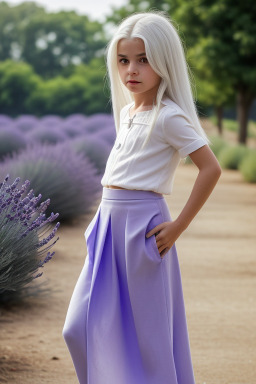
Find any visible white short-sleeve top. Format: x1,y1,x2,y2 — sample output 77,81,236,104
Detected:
100,96,208,195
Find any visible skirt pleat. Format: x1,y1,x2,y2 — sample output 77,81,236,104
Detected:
63,187,195,384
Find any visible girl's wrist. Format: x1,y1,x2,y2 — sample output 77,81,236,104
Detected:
173,217,188,234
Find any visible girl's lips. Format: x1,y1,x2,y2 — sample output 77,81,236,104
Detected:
128,81,140,83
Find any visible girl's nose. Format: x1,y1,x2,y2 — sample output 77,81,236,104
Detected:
127,63,138,75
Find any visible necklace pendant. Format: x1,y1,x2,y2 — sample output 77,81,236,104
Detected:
128,114,136,129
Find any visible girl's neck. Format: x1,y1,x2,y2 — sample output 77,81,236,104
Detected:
131,96,156,114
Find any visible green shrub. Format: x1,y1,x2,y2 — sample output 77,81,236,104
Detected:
218,145,249,170
184,155,193,164
223,119,238,132
209,136,229,156
239,151,256,183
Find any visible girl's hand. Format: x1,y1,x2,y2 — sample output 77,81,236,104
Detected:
146,220,183,258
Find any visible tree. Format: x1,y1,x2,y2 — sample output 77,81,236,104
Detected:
188,45,235,135
0,60,40,115
167,0,256,144
27,58,110,116
0,58,109,116
0,2,107,79
106,0,170,26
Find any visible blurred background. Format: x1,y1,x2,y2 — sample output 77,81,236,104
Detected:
0,1,255,383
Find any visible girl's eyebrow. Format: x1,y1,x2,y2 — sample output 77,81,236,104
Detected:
118,53,146,57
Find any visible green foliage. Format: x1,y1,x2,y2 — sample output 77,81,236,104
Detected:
218,144,249,170
249,120,256,139
223,119,239,133
239,150,256,183
0,2,106,79
209,135,229,157
184,155,193,164
209,117,256,138
106,0,171,26
172,0,256,90
0,58,110,116
0,60,40,115
168,0,256,143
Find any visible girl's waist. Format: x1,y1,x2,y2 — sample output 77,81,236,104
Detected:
102,186,163,200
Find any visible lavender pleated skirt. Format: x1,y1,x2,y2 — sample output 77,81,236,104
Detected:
62,187,195,384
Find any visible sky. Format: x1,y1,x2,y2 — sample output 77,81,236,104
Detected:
3,0,127,21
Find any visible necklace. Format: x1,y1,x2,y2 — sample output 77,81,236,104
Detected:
128,114,136,128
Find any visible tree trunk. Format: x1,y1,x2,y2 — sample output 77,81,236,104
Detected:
215,105,223,135
237,87,254,145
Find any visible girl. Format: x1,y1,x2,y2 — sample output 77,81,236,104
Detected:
63,11,221,384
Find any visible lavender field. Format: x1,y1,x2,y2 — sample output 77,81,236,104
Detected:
0,112,115,303
0,113,115,221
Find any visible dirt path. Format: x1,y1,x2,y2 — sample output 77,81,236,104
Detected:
0,163,255,384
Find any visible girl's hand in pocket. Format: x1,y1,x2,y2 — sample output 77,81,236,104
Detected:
146,221,184,258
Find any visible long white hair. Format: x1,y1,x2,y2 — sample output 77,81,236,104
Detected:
105,11,209,149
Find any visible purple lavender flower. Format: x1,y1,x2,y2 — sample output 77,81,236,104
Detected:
14,115,39,133
0,143,102,221
92,125,116,145
62,122,85,138
65,114,88,129
0,126,29,160
84,114,114,134
0,175,60,296
71,135,111,174
40,115,64,127
27,125,67,145
0,115,12,127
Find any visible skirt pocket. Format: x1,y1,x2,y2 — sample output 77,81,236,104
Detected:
145,205,164,263
150,231,162,261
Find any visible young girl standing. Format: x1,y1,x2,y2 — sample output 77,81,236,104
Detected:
63,11,221,384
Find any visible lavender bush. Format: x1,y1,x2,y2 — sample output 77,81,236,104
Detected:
14,115,39,132
0,143,102,222
65,113,88,128
62,122,86,138
71,135,111,174
0,175,59,301
0,115,12,127
28,124,67,145
0,126,28,160
94,126,116,145
84,114,114,134
40,115,63,127
0,114,115,176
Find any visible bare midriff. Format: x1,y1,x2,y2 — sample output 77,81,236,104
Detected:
105,185,127,190
105,185,163,196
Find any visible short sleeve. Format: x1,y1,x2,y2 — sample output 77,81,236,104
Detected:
162,109,208,158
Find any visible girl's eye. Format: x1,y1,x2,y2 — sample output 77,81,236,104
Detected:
119,58,128,64
118,57,148,64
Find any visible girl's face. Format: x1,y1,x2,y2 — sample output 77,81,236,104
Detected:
117,38,161,102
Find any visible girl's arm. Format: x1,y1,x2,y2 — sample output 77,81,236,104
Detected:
146,145,222,256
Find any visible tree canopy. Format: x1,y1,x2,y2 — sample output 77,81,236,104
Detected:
0,1,106,78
